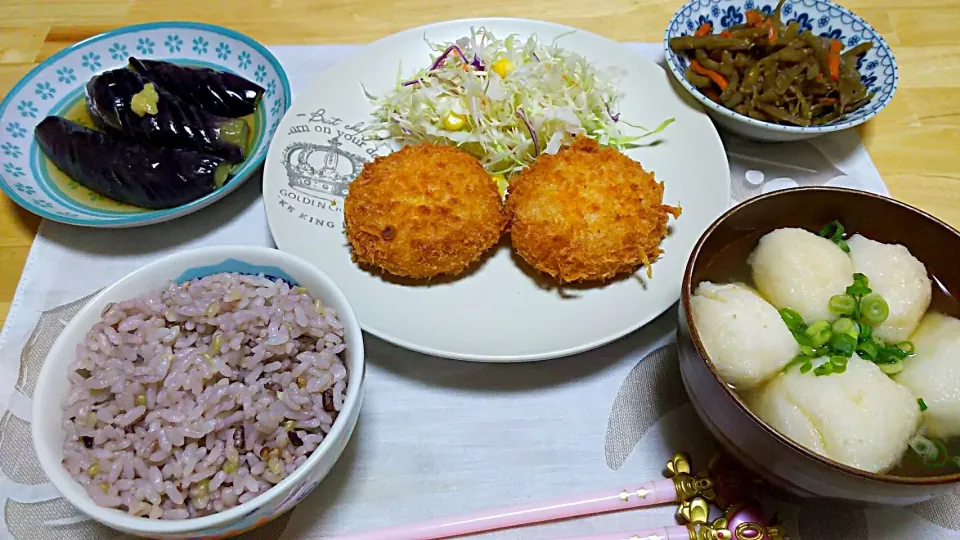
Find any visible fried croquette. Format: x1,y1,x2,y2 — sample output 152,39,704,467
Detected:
344,143,507,279
505,137,681,283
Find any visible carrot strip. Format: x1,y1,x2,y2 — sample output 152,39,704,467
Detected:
694,22,713,36
828,39,841,81
766,21,778,43
745,10,764,26
720,30,732,38
690,60,729,91
704,88,721,101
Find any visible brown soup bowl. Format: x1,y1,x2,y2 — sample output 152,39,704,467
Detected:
678,186,960,505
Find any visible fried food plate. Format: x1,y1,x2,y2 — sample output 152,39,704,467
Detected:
262,18,730,362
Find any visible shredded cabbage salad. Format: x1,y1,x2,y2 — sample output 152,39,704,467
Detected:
364,27,674,184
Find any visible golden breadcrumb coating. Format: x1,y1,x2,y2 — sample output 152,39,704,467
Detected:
505,137,681,283
344,143,507,279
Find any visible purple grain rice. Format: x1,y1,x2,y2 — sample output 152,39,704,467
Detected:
60,273,349,519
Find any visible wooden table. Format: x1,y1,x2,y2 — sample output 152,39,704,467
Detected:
0,0,958,327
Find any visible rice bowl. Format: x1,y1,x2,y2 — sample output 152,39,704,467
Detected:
32,246,365,538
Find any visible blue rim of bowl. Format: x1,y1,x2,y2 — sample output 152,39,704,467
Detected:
0,21,292,227
662,0,899,134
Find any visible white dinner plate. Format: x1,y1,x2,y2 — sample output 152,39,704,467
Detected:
262,18,730,362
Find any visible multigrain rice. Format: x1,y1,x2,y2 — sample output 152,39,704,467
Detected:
60,272,349,519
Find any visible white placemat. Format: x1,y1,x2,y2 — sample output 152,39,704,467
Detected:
2,43,954,540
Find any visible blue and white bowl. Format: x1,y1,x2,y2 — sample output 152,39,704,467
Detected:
32,246,365,538
0,22,291,227
664,0,898,142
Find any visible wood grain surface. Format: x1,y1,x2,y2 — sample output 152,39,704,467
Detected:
0,0,958,327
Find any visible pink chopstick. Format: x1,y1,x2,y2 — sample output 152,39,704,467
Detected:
328,479,678,540
556,527,690,540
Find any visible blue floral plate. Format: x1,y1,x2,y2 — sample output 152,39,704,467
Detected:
664,0,898,141
0,22,290,227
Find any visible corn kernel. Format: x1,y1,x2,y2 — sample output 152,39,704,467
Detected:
491,58,515,79
135,394,147,407
283,420,296,431
99,481,110,493
492,175,509,198
442,112,467,131
88,462,101,476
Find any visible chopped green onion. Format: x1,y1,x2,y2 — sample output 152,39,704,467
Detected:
898,341,916,355
829,333,857,357
817,220,844,239
817,221,850,253
952,456,960,469
831,317,859,339
814,363,834,376
805,320,833,347
909,436,939,464
858,323,873,343
779,308,805,331
828,294,857,316
783,355,812,374
823,355,849,375
877,343,911,364
792,330,814,347
846,273,871,297
878,359,903,375
856,340,880,360
918,398,929,412
799,361,813,374
860,293,889,325
799,345,816,357
931,439,951,468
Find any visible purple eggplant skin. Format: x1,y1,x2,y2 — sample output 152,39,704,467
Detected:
34,116,232,210
85,68,249,163
129,57,265,118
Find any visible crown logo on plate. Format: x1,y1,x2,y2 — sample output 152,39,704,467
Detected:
282,134,368,198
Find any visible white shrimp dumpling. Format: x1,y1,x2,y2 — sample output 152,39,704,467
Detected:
691,281,800,390
895,312,960,439
745,354,921,473
847,234,932,343
748,228,854,323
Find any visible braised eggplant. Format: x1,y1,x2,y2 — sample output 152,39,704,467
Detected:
129,57,265,118
85,68,249,162
35,116,231,209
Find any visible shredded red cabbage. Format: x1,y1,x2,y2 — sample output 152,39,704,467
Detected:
606,103,620,122
430,45,468,70
516,108,539,156
401,45,484,86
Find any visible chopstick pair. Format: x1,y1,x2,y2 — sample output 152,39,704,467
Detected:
328,453,786,540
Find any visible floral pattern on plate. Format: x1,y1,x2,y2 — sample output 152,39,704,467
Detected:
0,22,291,228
